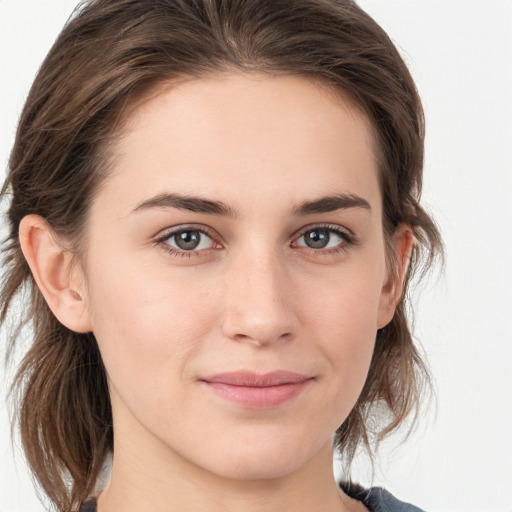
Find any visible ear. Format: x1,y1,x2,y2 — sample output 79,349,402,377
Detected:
19,214,92,333
377,224,414,329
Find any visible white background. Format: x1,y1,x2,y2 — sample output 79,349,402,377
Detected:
1,1,511,511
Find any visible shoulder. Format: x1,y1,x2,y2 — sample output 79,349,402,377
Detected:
340,482,427,512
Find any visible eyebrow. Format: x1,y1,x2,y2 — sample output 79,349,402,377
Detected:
293,193,371,215
131,192,371,217
131,193,239,217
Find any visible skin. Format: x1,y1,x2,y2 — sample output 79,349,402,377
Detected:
20,73,412,512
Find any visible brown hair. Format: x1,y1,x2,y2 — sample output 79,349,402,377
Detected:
1,0,442,509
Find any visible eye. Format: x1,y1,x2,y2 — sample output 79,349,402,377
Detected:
157,227,220,255
294,226,354,251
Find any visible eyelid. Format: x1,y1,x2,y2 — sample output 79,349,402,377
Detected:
291,223,358,251
155,223,218,240
292,222,355,241
154,224,223,255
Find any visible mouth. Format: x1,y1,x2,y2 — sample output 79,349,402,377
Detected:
199,371,313,408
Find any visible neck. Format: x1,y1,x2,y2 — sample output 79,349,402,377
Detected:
97,434,361,512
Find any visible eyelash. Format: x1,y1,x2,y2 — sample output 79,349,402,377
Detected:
154,225,220,258
154,223,357,258
292,223,357,255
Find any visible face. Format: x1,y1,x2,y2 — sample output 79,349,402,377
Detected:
80,73,397,481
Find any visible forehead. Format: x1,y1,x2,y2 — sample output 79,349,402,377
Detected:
97,72,381,217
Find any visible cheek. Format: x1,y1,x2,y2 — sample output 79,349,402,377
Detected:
303,256,384,336
84,252,218,395
301,262,384,392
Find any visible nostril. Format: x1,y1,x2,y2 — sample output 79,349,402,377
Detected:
228,329,294,348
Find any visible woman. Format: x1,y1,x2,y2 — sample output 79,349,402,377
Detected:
1,1,442,511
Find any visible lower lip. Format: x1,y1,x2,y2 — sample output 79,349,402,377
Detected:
202,380,311,408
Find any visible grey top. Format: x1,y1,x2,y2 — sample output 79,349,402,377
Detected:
341,482,426,512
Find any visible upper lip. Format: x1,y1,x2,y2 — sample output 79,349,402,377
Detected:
200,371,312,387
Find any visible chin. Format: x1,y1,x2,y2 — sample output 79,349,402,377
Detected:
211,457,304,481
196,433,326,482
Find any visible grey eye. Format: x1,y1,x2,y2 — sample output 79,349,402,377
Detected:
166,230,214,251
295,228,347,250
174,230,202,250
303,229,331,249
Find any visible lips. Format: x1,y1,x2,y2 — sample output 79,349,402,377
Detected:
200,371,312,408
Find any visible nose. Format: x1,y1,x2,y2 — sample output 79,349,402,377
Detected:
221,249,298,347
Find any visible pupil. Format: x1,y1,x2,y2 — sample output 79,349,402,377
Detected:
305,229,329,249
175,231,201,250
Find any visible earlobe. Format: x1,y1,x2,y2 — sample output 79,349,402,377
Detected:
19,215,92,333
377,224,414,329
